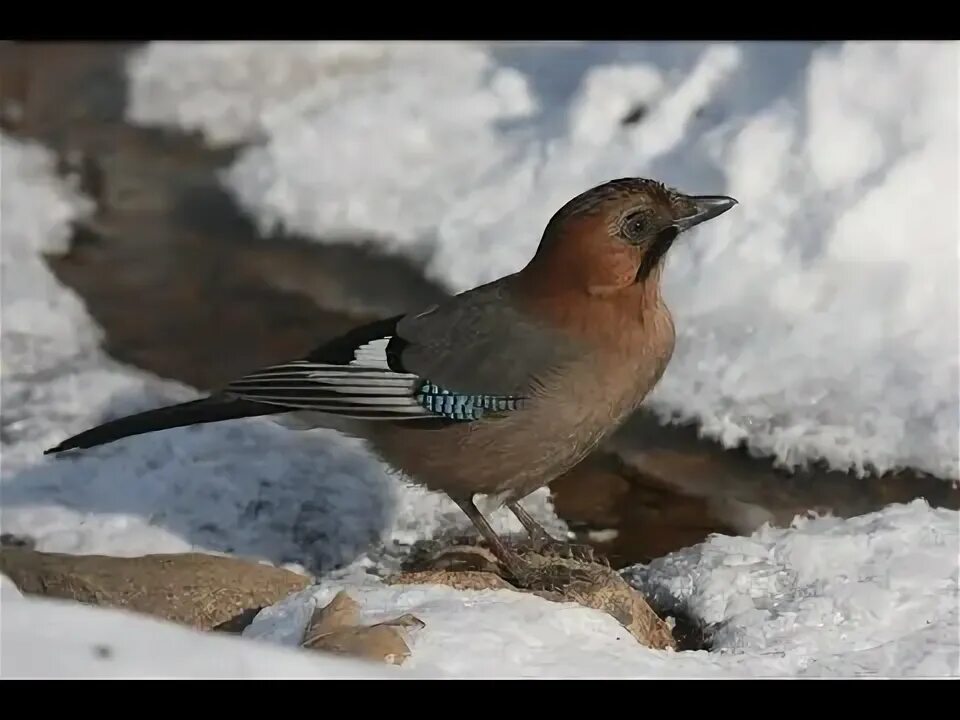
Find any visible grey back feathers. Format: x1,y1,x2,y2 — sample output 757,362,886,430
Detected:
395,280,578,397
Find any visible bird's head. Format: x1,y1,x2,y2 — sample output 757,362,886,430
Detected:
527,177,737,296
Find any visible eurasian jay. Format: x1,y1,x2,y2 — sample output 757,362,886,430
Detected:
45,177,737,579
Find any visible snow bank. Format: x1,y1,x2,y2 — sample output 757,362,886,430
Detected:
244,500,958,678
126,41,959,480
0,131,564,570
628,498,959,677
2,501,955,678
0,591,405,679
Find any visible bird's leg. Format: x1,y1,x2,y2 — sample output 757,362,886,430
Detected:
451,496,531,581
507,501,600,565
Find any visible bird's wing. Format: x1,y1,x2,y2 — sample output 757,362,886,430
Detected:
392,280,575,397
222,280,577,423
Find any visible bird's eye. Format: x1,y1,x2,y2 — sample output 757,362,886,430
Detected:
623,213,648,242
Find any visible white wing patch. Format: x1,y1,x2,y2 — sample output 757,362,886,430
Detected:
350,337,391,369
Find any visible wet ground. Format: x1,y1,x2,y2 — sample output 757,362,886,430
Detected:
3,42,957,569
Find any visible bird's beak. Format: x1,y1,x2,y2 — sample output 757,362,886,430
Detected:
674,195,738,232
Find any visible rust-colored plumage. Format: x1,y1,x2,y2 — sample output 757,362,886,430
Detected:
45,177,737,579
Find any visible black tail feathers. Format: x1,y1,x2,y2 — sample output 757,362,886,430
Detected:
44,395,281,455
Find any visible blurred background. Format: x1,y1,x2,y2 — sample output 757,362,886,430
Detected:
1,41,957,571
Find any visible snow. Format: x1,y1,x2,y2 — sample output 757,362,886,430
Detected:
127,40,959,480
1,42,958,678
243,499,958,678
3,501,957,678
628,499,959,677
0,591,406,679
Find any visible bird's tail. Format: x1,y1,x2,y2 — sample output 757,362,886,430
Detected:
43,395,281,455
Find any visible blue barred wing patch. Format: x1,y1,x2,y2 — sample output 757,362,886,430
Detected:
415,381,524,421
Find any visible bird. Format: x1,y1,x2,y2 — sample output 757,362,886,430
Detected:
44,177,737,582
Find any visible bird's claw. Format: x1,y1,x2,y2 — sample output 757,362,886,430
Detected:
530,538,602,565
509,561,594,592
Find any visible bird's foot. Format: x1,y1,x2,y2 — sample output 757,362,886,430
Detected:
509,560,594,593
480,540,605,592
526,537,605,566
